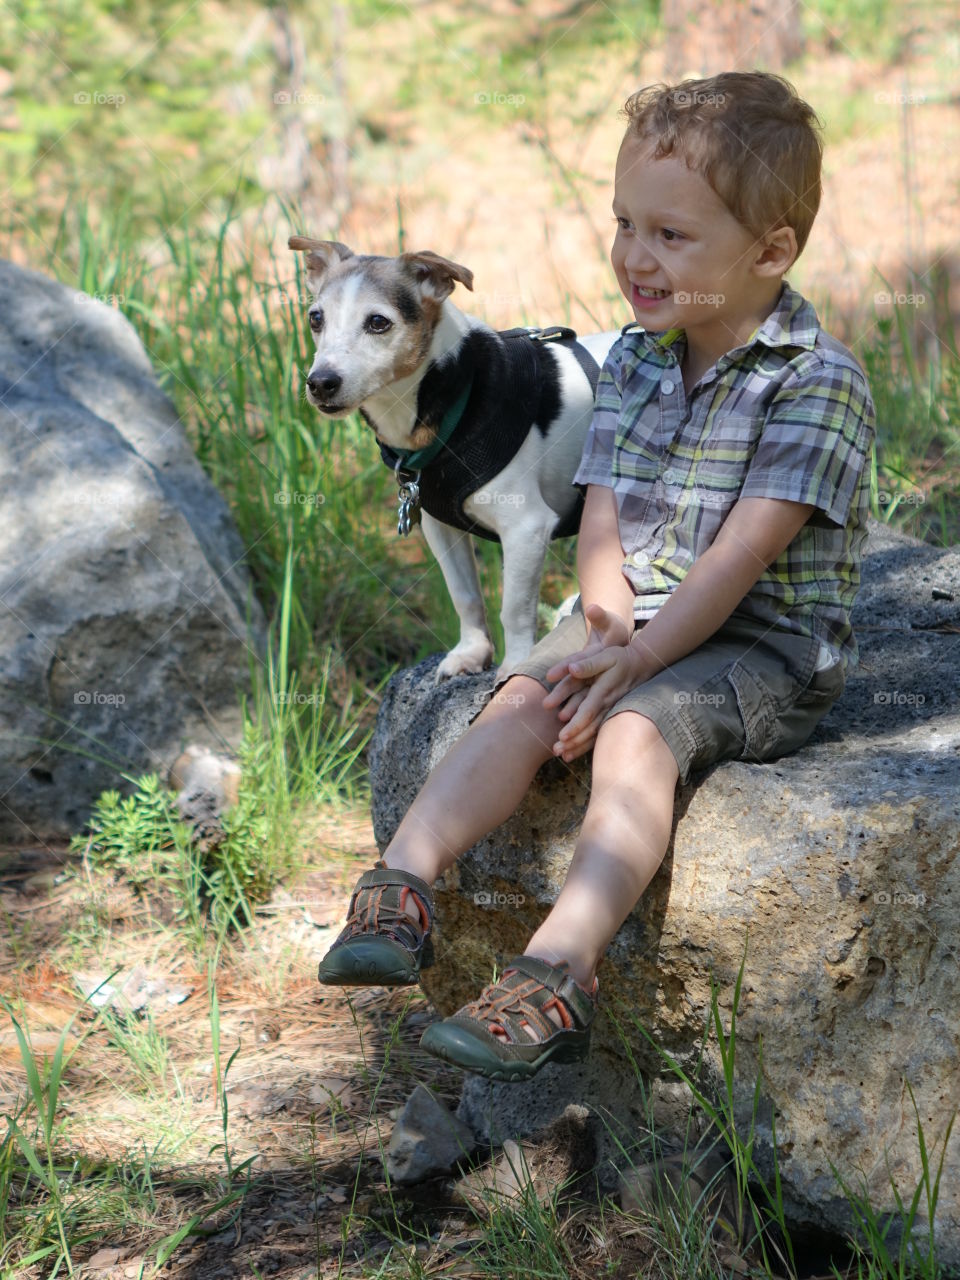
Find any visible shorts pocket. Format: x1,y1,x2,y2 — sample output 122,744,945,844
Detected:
795,658,845,705
726,660,780,761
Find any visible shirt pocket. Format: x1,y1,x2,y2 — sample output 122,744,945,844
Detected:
694,412,765,501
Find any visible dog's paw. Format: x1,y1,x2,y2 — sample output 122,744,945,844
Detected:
435,642,494,681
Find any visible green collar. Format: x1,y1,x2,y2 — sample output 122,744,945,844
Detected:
387,375,475,471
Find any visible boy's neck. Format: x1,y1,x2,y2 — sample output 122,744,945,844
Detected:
679,279,786,389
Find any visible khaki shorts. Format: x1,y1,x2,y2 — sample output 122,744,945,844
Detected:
468,597,845,785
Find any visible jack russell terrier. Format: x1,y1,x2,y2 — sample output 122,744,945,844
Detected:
289,236,618,680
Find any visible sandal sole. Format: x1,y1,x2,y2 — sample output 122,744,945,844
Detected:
318,935,434,987
419,1021,589,1081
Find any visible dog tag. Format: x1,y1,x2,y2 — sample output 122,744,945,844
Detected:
397,480,422,536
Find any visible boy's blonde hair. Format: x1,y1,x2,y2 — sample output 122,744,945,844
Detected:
621,71,823,258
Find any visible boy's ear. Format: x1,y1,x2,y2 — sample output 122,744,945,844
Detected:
754,225,798,276
288,236,353,294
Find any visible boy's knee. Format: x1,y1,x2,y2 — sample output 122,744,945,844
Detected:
478,674,560,730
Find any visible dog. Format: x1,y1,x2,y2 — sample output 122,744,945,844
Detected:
289,236,619,680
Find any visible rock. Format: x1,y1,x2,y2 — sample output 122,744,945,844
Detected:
369,518,960,1263
618,1141,742,1243
452,1103,598,1211
169,744,243,850
0,259,266,841
168,744,242,808
384,1082,476,1184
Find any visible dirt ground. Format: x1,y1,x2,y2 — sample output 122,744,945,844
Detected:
0,815,672,1280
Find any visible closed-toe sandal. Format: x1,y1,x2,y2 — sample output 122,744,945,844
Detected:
418,954,598,1081
317,858,435,987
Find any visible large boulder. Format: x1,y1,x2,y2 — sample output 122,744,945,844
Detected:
370,518,960,1261
0,260,266,841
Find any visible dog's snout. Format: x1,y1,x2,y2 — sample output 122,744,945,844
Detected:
307,368,342,398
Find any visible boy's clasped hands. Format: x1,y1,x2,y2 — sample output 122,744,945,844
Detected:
543,602,654,762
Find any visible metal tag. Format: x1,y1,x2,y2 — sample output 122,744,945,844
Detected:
397,479,422,536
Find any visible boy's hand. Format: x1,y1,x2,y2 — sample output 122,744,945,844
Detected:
547,640,645,761
543,604,635,760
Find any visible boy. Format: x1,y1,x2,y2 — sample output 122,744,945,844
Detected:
317,71,876,1082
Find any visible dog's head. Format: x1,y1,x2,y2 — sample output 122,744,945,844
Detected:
289,237,474,415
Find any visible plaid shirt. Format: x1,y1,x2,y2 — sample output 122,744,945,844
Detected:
573,280,876,677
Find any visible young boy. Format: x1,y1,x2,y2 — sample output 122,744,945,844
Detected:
317,71,876,1082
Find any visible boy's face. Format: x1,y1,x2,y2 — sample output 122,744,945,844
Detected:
611,132,790,348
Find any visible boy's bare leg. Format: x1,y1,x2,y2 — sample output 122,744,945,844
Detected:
524,710,680,991
382,675,561,884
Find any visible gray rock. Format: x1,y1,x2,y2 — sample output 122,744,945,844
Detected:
0,259,266,840
369,517,960,1262
384,1082,476,1183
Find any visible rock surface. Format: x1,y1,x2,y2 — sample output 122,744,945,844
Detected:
384,1083,475,1184
0,260,266,841
370,518,960,1262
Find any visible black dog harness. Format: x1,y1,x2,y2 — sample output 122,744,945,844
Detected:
376,326,601,543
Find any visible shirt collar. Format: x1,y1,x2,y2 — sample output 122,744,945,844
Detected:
625,280,820,362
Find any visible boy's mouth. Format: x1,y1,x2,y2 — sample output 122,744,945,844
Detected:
631,283,671,308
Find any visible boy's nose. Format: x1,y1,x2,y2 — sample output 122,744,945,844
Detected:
623,235,660,272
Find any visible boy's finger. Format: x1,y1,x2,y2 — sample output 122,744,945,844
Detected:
543,674,585,706
567,650,613,680
557,690,588,720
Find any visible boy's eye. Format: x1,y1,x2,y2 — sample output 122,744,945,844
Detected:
612,215,631,231
661,228,682,242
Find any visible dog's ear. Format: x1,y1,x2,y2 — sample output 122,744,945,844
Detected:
288,236,353,295
400,250,474,301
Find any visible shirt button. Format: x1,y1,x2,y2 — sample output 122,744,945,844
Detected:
662,468,676,484
631,550,649,566
662,378,675,395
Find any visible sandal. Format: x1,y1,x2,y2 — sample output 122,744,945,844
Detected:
317,858,435,987
418,954,599,1081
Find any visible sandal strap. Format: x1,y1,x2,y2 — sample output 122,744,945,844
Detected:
338,859,435,950
460,954,597,1045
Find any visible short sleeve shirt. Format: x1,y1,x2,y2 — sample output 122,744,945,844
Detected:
572,280,876,678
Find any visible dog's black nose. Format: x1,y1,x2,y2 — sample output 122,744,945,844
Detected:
307,369,342,398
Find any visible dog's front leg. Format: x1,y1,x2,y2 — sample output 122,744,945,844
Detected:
496,520,553,677
420,511,495,681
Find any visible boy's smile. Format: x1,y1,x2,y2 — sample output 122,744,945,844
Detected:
611,133,795,381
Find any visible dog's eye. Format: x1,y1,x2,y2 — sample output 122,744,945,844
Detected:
308,310,323,331
365,314,393,334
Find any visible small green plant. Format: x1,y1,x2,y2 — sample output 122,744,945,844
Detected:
828,1081,955,1280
